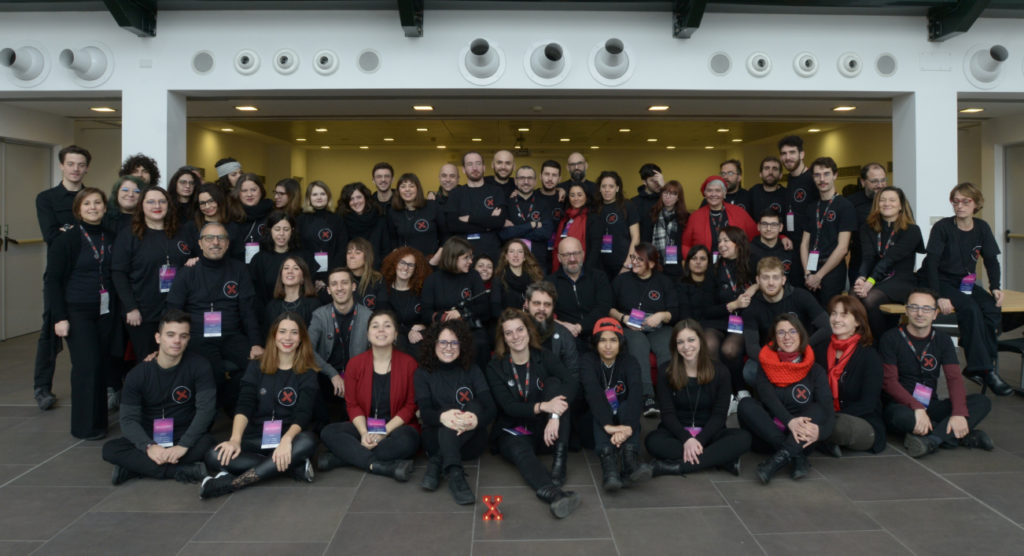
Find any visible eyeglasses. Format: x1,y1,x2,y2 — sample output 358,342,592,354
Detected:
559,250,583,259
759,222,781,229
397,260,416,269
198,199,217,207
274,190,287,196
776,329,800,338
438,340,460,349
144,199,168,206
906,304,937,314
720,170,738,177
516,176,536,181
200,234,228,242
865,178,887,186
950,198,974,206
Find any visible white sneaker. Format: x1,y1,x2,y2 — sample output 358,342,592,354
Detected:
728,395,738,416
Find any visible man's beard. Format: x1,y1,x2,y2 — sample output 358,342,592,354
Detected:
532,316,552,337
571,169,584,182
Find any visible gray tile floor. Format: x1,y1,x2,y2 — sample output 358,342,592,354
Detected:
3,331,1024,556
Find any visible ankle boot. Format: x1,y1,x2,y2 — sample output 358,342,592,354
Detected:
756,449,792,485
447,466,475,505
421,455,442,491
621,444,652,484
791,452,810,480
651,459,684,477
598,446,623,492
370,459,415,482
550,442,568,487
536,485,581,519
717,459,741,477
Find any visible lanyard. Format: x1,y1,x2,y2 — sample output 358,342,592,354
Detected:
332,305,356,337
722,262,738,294
709,210,726,239
510,359,530,399
876,224,897,257
684,379,702,428
514,196,535,223
246,221,259,242
813,198,836,251
80,226,105,287
898,327,935,369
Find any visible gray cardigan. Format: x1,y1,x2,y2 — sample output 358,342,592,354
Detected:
309,302,370,378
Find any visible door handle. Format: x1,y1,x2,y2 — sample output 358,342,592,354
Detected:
1007,230,1024,243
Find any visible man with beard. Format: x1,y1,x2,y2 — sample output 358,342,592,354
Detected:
779,135,818,240
720,159,752,216
500,166,556,271
558,152,597,199
484,149,515,197
447,151,506,260
430,162,461,242
749,156,788,221
370,162,395,215
844,162,888,286
539,160,567,204
545,237,613,347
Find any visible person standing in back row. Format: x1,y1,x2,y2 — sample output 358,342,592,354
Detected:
800,157,856,306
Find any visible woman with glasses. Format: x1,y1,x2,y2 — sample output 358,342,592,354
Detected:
851,187,923,341
381,247,432,353
271,178,303,218
681,175,757,256
586,170,640,278
920,182,1012,395
422,237,494,371
737,315,834,484
106,176,144,234
183,184,246,262
414,320,495,505
648,180,689,277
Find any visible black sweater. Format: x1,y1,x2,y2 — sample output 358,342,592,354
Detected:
414,363,496,428
236,362,319,435
485,349,573,431
111,227,194,322
297,209,348,277
545,267,613,338
165,254,262,346
655,360,732,445
421,270,491,325
857,222,923,284
813,342,885,452
44,223,114,321
390,201,443,258
922,216,1001,291
247,248,316,307
754,362,835,428
580,352,643,434
446,183,507,257
743,286,829,358
36,182,79,245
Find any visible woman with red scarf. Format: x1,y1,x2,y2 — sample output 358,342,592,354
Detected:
551,184,589,272
813,294,885,454
737,314,834,484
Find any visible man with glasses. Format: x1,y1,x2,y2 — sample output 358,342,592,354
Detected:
545,237,612,348
500,166,556,271
750,209,804,288
166,222,263,413
749,156,788,223
719,159,752,217
558,152,597,199
845,163,888,287
880,289,994,458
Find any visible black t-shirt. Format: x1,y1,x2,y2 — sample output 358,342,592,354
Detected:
786,171,818,237
111,227,194,321
238,364,319,433
369,371,392,420
749,236,803,287
879,327,958,404
390,202,442,258
804,195,856,259
328,306,356,371
611,271,678,319
587,201,638,272
120,353,216,447
749,183,788,221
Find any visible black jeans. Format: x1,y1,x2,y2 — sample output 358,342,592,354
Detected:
205,430,318,478
102,434,214,478
420,424,488,472
645,426,751,472
737,397,834,457
33,286,60,392
592,419,640,453
496,432,556,491
66,305,114,438
884,394,991,445
320,421,420,470
938,281,1000,372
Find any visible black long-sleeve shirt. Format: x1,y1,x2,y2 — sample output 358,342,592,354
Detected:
297,209,348,277
485,349,572,431
36,182,79,246
44,223,114,322
922,216,1001,291
111,227,194,322
421,270,491,325
754,362,834,427
580,352,643,434
414,363,496,428
743,286,829,358
390,201,443,258
165,254,262,346
611,270,678,324
857,222,923,283
655,360,732,445
545,267,613,338
236,363,319,435
749,183,788,222
446,183,507,258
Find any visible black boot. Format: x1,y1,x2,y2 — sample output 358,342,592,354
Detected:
550,442,568,487
984,371,1014,396
717,459,741,477
755,449,791,485
173,462,208,484
904,434,940,458
371,459,415,482
651,459,684,477
598,447,623,492
791,453,810,480
318,451,345,472
621,444,653,484
536,485,581,519
421,455,442,491
447,466,475,505
111,465,140,486
959,429,995,451
816,441,842,458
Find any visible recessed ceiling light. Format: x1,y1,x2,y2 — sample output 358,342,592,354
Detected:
359,146,369,150
646,138,658,142
666,146,677,150
517,127,530,132
220,128,234,132
513,145,521,150
315,128,328,133
416,127,429,132
436,145,446,149
731,138,743,143
959,107,984,113
89,106,116,113
590,145,600,150
296,138,307,142
716,128,729,133
383,137,395,142
618,128,631,133
704,145,715,150
234,105,258,111
471,138,482,142
560,138,571,142
807,128,821,133
413,105,434,111
320,146,330,149
832,105,856,112
648,105,670,111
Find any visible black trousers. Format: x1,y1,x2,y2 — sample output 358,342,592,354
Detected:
102,434,214,479
737,397,834,457
188,334,249,413
645,426,751,472
420,424,488,472
496,432,557,491
320,421,420,470
938,281,1000,372
33,288,61,392
125,320,159,365
205,430,318,478
812,262,847,307
592,419,640,453
884,394,991,445
66,305,114,439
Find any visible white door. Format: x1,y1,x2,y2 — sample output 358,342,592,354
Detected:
1006,143,1024,291
1,140,51,340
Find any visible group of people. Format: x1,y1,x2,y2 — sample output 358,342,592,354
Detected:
32,134,1007,514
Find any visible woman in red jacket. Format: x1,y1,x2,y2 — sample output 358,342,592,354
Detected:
318,310,420,481
682,175,757,256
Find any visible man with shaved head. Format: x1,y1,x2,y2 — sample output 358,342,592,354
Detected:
558,152,597,199
484,149,516,197
545,237,612,344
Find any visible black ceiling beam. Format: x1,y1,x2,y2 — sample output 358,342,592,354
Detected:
397,0,423,37
102,0,156,37
673,0,707,38
928,0,991,41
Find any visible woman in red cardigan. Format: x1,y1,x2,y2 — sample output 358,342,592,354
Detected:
682,175,758,257
318,310,420,481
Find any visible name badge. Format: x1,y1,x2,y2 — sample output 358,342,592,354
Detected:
960,273,976,295
99,288,110,315
367,417,387,435
665,245,679,265
548,235,555,251
502,426,533,436
712,251,719,264
912,383,933,408
467,233,481,241
153,417,174,447
245,242,259,264
604,388,619,414
627,308,646,330
772,417,786,432
727,315,744,334
521,238,532,251
684,426,702,437
204,311,222,337
601,234,613,253
261,419,283,449
158,264,176,293
561,219,573,238
315,251,329,273
806,250,820,272
786,211,795,232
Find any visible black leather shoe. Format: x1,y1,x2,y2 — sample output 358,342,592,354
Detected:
959,429,995,451
984,371,1014,396
904,434,940,458
174,462,208,484
536,485,581,519
652,459,684,477
756,449,791,485
791,453,811,480
34,388,56,411
318,451,344,472
717,459,741,477
111,465,140,486
447,467,475,505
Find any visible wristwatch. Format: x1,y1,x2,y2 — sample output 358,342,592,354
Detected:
550,413,560,420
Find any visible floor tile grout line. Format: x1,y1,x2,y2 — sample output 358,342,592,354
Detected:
710,480,770,556
469,458,480,556
175,504,222,556
753,528,893,536
1,437,83,488
320,470,365,556
473,537,616,543
584,451,623,556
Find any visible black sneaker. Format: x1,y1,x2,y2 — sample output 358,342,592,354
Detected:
421,456,442,491
904,434,940,458
34,388,56,411
199,471,235,499
111,464,139,486
174,462,208,484
447,467,475,505
642,396,660,418
318,451,344,472
292,459,314,483
959,430,995,451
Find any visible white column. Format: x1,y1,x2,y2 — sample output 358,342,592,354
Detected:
892,88,958,242
121,87,186,188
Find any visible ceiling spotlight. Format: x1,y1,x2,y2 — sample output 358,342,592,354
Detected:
235,105,258,111
716,128,729,133
471,138,482,142
832,105,856,112
959,107,984,113
517,127,530,132
618,128,631,133
704,146,715,150
590,145,600,149
296,138,307,142
359,146,369,150
666,146,677,150
320,146,330,149
416,127,428,132
560,138,571,142
731,138,743,143
383,137,395,142
646,138,658,142
220,128,234,132
807,128,822,133
90,107,116,113
413,105,434,111
436,145,446,149
648,105,669,111
315,128,328,132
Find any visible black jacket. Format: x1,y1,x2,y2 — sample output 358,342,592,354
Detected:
655,360,732,445
545,267,613,338
485,349,573,431
813,342,885,453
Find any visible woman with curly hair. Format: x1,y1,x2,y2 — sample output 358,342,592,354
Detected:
119,153,161,187
381,247,432,352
